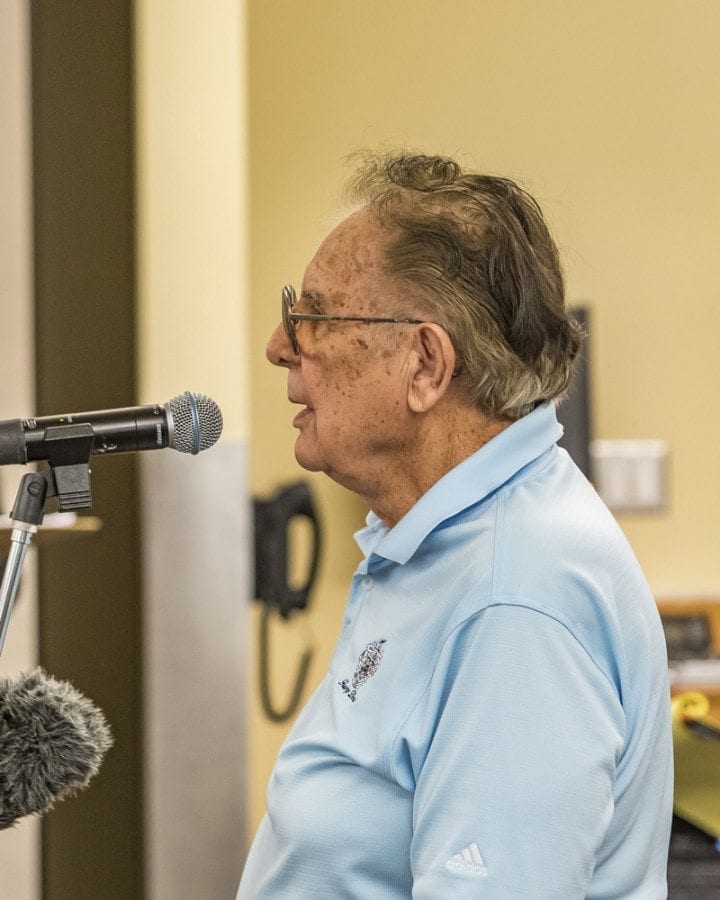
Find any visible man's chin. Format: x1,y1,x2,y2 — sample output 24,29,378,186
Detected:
293,440,325,473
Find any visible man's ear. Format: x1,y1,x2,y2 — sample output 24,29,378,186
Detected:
407,324,457,413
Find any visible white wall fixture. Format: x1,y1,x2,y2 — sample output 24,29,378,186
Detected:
590,439,669,512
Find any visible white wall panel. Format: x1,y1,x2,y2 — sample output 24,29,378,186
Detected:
142,443,249,899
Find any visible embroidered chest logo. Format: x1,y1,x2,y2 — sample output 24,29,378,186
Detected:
338,639,386,702
446,843,488,878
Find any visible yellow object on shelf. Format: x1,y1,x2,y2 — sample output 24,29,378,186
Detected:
672,691,720,839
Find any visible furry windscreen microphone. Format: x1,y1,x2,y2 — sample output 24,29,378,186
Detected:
0,668,113,829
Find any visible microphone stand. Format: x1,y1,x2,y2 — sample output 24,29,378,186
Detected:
0,423,95,657
0,473,47,654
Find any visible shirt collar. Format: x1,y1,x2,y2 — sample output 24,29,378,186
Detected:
354,401,564,566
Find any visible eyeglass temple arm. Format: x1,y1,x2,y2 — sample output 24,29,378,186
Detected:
287,312,423,325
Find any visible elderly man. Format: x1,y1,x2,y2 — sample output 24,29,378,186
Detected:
238,154,672,898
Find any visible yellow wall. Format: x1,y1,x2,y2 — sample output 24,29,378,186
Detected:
247,0,720,836
135,0,248,433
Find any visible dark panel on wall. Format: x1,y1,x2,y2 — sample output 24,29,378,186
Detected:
557,307,592,479
31,2,143,897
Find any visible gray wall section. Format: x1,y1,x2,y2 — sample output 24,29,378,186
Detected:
31,2,144,897
142,445,248,899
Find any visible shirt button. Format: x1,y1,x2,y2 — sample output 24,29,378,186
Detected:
361,575,374,590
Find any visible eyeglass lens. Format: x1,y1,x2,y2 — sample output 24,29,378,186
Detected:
282,286,299,354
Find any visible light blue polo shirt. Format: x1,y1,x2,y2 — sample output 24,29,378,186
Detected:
238,403,673,899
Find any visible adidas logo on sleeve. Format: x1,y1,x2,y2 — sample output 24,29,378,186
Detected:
446,842,488,877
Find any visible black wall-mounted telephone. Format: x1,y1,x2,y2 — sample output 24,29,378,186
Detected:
253,481,322,722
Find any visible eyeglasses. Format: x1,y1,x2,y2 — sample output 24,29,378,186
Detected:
281,284,423,355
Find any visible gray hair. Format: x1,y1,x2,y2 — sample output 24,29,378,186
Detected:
344,152,584,420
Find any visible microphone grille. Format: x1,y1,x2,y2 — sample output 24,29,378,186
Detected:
167,392,223,454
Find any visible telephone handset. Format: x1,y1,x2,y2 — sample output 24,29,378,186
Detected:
253,481,321,722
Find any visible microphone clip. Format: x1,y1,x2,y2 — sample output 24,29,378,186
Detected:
0,424,95,659
7,423,95,526
42,422,95,512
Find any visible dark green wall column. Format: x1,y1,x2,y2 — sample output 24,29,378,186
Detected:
31,2,143,897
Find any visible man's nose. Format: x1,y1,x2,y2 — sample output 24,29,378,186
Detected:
266,321,297,367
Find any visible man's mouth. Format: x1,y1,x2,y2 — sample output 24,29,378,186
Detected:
291,403,314,426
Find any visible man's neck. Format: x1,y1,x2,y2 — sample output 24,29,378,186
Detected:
360,407,512,528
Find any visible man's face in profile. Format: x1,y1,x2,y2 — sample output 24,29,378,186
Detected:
266,209,416,498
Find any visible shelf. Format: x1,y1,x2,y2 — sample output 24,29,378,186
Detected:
0,516,102,550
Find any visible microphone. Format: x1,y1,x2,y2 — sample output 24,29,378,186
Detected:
0,668,113,829
0,391,223,466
